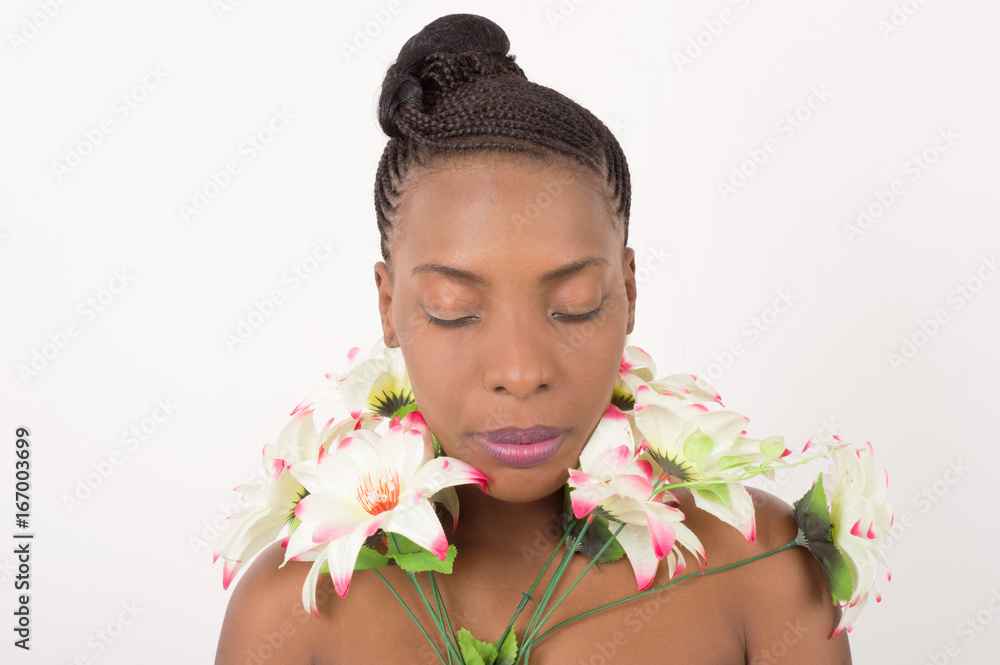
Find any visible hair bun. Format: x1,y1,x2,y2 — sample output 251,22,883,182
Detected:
378,14,518,139
398,13,511,63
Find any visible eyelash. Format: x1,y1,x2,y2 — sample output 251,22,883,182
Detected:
424,299,605,327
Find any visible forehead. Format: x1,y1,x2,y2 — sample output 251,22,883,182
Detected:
392,153,620,274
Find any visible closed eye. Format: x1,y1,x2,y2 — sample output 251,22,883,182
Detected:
552,296,607,323
425,313,478,327
424,296,606,327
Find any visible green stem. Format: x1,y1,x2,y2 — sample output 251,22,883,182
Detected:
388,534,461,664
405,569,462,663
429,572,461,661
495,523,573,650
519,519,592,664
530,538,800,648
651,452,836,496
531,521,627,638
373,568,448,665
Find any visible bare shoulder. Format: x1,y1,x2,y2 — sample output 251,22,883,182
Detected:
215,541,320,665
673,486,853,664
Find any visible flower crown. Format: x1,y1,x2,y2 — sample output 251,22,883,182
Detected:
215,338,892,659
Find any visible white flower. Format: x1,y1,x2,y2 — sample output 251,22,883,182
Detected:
284,410,489,613
632,385,781,542
794,441,892,636
214,408,338,588
568,406,705,590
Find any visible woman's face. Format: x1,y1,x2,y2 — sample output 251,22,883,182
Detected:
373,154,637,503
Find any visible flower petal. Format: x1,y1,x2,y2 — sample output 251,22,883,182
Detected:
613,521,658,591
325,523,379,598
293,492,369,543
382,500,450,559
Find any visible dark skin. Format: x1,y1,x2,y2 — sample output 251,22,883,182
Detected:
215,154,852,664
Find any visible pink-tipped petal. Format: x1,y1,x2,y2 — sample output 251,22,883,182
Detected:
382,501,450,559
644,506,677,559
222,558,238,590
570,491,602,519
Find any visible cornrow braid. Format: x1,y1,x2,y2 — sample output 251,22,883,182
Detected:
374,13,631,266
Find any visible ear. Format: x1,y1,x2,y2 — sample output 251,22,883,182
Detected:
373,261,398,347
622,246,637,334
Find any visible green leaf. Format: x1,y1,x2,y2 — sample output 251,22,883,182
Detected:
810,539,853,602
792,474,854,602
353,546,391,571
717,455,750,470
760,436,786,458
458,628,497,665
395,545,457,574
288,515,302,534
683,429,713,461
562,490,625,563
385,533,457,573
495,625,518,665
386,533,419,556
390,401,420,421
695,482,731,508
793,475,832,543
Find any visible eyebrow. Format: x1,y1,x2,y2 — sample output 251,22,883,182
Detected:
410,256,609,286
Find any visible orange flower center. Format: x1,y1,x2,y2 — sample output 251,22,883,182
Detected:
356,467,401,515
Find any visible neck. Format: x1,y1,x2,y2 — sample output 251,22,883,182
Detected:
448,485,569,561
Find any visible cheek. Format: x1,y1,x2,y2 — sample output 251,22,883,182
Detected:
400,338,470,417
561,307,627,381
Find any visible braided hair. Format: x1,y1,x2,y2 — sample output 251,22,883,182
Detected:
374,13,631,268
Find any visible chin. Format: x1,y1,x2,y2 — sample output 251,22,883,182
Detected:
482,480,568,505
474,458,577,505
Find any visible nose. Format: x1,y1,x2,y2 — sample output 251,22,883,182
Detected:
482,320,554,398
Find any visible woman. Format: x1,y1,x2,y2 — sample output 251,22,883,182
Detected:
216,13,851,664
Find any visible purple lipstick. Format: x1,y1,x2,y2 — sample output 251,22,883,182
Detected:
475,426,566,468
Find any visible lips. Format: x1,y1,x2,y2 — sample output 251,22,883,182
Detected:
474,426,567,468
477,426,565,445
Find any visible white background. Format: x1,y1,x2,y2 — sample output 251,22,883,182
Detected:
2,1,998,663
